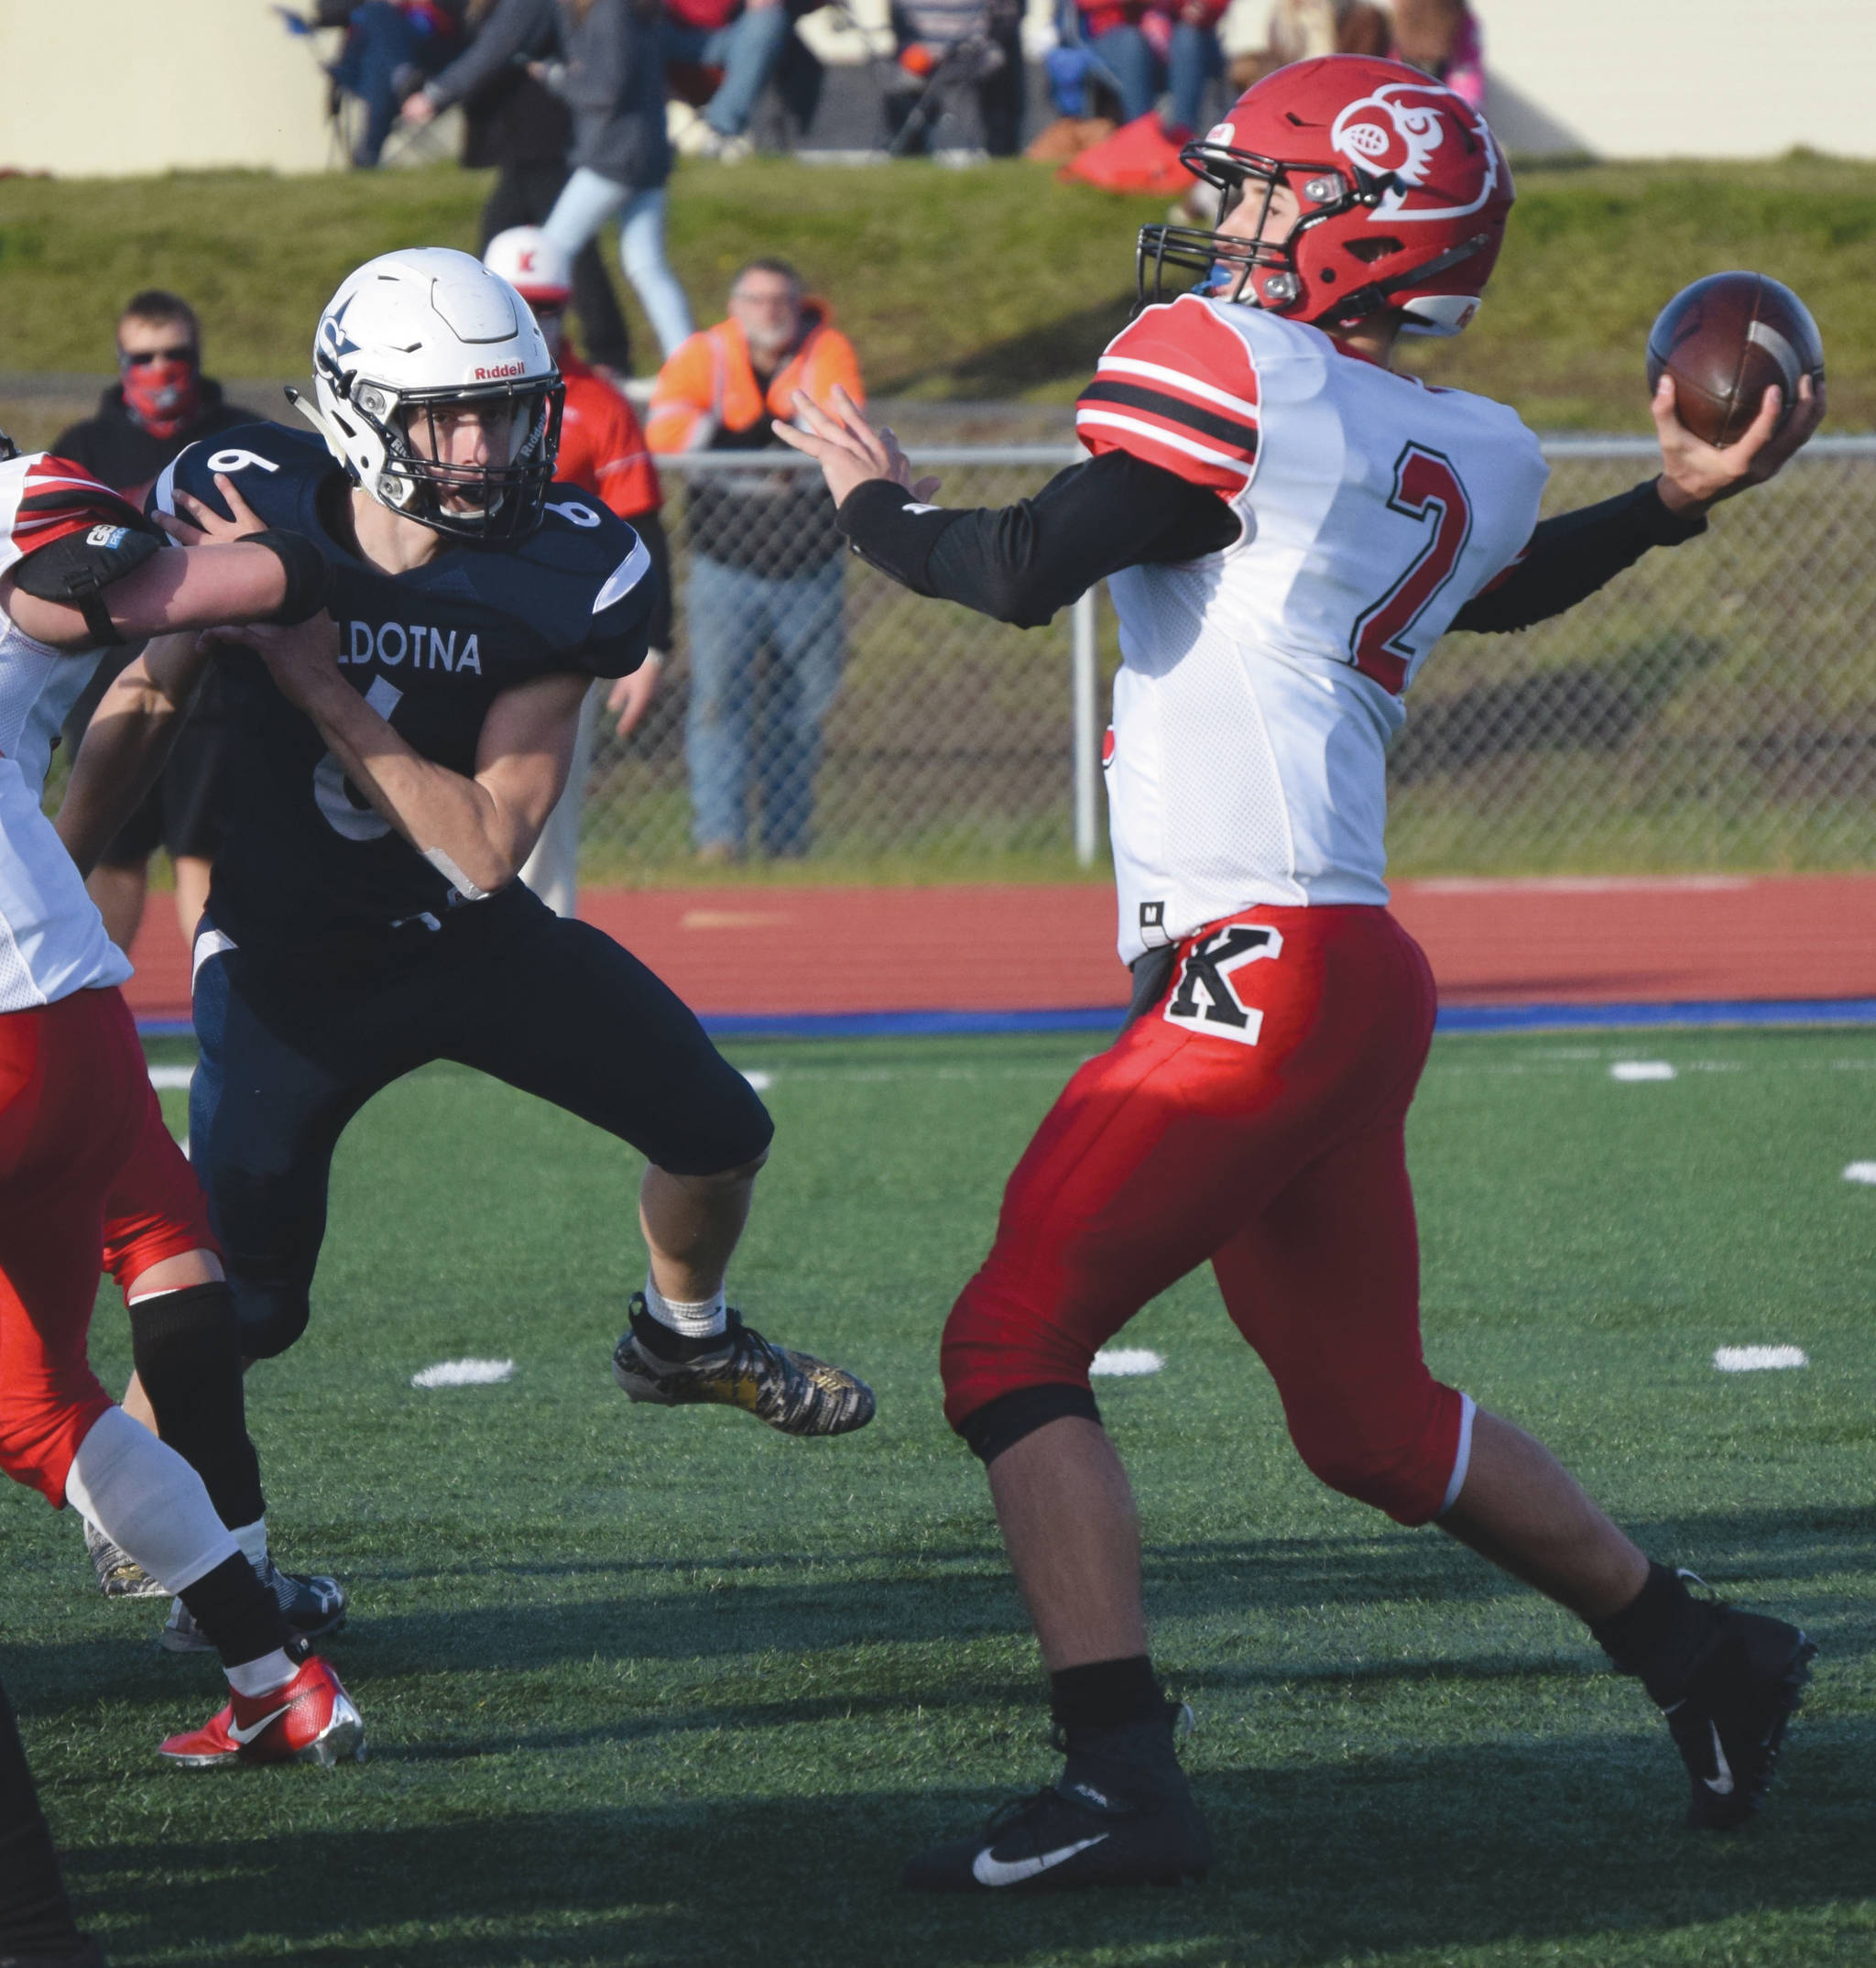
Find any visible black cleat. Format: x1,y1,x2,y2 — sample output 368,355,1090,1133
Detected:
612,1296,874,1438
901,1702,1211,1891
161,1558,347,1655
1659,1589,1816,1831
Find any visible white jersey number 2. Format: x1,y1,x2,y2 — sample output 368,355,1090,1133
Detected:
1348,443,1473,694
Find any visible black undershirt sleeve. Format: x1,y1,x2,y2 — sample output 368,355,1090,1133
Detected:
1452,479,1708,635
835,449,1241,629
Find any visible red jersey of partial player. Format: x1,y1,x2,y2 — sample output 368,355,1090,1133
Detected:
1074,295,1546,962
0,453,146,1011
556,349,660,521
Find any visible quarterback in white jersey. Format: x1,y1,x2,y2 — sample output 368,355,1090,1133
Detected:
0,433,365,1868
781,55,1825,1891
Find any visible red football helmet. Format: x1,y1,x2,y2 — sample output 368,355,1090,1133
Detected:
1137,55,1513,338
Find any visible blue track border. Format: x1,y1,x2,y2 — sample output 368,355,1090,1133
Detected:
136,998,1876,1044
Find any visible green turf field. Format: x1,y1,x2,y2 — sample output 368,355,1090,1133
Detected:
4,1025,1874,1965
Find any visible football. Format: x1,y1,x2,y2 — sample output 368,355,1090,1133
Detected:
1645,271,1826,448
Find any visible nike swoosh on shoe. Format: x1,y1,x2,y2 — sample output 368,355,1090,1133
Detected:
971,1835,1108,1887
227,1700,296,1746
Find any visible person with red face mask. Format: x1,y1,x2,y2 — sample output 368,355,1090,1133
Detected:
51,292,266,958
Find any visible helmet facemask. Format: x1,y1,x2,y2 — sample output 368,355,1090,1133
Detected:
317,353,564,544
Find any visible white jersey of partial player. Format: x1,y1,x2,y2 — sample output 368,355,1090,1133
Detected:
1075,295,1547,964
0,453,134,1012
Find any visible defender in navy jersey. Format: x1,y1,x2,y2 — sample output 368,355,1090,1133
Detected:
63,251,873,1515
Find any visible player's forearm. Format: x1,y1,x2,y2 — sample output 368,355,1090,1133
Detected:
836,453,1238,628
297,676,535,897
56,646,203,874
1451,482,1707,636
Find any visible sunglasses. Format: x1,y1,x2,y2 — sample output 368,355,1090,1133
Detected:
121,346,198,366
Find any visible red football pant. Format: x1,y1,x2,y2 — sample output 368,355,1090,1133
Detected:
0,988,215,1505
942,904,1467,1526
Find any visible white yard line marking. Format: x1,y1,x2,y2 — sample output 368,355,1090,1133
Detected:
1610,1061,1677,1081
1843,1162,1876,1184
1091,1348,1163,1377
742,1069,774,1092
411,1358,516,1389
1714,1346,1808,1372
147,1065,194,1090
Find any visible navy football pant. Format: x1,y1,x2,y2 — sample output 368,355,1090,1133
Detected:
189,882,773,1360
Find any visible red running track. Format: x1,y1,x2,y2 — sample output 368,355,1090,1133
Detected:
121,873,1876,1026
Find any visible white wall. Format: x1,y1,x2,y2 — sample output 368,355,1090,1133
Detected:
1478,0,1876,159
0,0,337,177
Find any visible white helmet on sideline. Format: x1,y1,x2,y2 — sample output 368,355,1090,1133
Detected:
297,247,563,541
483,227,573,309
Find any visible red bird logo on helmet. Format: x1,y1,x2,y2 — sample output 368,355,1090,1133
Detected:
1138,55,1513,339
1330,82,1501,223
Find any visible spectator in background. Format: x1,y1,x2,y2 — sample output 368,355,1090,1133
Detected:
1227,0,1390,92
1390,0,1486,108
648,261,860,863
661,0,792,162
52,290,262,952
455,0,637,374
407,0,691,356
317,0,466,166
483,227,671,913
887,0,1023,156
1077,0,1226,139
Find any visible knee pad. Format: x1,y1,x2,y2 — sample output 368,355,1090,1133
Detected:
939,1273,1105,1444
1285,1382,1468,1527
233,1281,312,1361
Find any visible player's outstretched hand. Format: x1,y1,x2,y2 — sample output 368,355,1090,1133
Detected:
1654,372,1826,518
154,473,267,547
607,653,662,739
773,386,942,509
204,610,343,715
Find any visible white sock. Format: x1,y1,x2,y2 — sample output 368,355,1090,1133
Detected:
642,1275,726,1341
63,1407,241,1596
231,1517,269,1569
225,1649,298,1700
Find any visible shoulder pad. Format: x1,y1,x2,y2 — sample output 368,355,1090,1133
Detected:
0,452,154,583
150,422,330,525
1075,297,1261,495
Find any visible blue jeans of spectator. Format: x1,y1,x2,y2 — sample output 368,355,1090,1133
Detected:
542,169,693,359
686,555,845,856
333,1,453,166
661,5,792,138
1089,20,1217,134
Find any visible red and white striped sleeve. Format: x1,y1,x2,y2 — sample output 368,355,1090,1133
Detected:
0,453,149,583
1074,298,1261,497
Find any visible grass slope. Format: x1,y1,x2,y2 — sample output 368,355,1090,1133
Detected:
2,155,1874,426
3,1026,1874,1964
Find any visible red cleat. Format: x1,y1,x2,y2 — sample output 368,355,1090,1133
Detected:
158,1656,365,1770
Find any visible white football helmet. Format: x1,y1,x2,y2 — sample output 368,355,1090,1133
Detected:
482,227,573,309
297,247,563,541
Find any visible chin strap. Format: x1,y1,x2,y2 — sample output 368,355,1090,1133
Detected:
285,386,354,474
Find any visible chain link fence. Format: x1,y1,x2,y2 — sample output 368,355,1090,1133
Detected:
572,435,1876,883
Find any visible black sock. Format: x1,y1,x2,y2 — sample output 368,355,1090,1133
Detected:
1590,1561,1704,1702
1050,1655,1162,1738
178,1553,291,1670
0,1675,84,1961
631,1300,729,1361
129,1283,266,1530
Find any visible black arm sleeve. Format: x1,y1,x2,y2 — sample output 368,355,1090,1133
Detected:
836,450,1241,629
1451,479,1708,636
